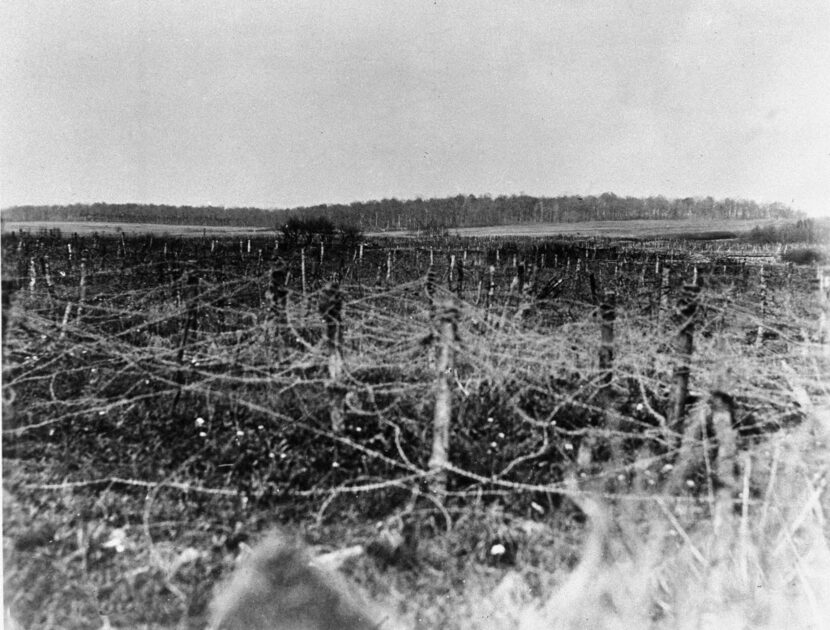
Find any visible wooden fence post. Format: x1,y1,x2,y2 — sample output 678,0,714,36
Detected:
817,266,830,346
429,298,458,499
597,289,624,467
516,263,535,320
61,251,85,337
267,257,288,328
710,392,739,578
485,265,495,322
599,291,615,386
756,265,767,347
456,258,464,297
40,255,55,300
658,265,670,324
171,271,200,413
300,247,308,300
175,267,184,308
177,272,200,361
386,250,392,285
75,250,88,323
588,272,598,307
1,279,18,345
517,263,525,295
319,281,345,432
668,283,700,440
28,257,37,294
425,265,437,313
711,392,738,496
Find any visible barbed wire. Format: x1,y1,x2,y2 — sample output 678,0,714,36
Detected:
3,247,828,509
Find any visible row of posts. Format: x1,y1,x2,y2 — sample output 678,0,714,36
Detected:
259,256,830,502
264,251,695,501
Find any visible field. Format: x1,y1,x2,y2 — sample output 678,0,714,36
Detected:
2,227,830,629
0,220,271,237
1,216,791,240
375,218,791,240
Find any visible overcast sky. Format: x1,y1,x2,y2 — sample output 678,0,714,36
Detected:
1,1,828,215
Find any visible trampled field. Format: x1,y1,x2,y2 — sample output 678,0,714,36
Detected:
1,216,790,240
2,227,829,629
0,220,272,237
371,217,791,240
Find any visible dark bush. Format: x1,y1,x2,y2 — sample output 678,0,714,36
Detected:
337,223,364,248
781,247,826,265
742,219,828,245
280,216,336,247
675,231,738,241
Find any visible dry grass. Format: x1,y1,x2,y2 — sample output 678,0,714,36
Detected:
492,409,830,630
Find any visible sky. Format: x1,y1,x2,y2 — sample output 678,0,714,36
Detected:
1,0,829,216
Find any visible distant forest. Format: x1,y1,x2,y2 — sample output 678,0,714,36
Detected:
1,194,801,231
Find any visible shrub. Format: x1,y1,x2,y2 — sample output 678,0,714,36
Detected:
742,219,829,245
338,223,364,248
280,216,336,247
781,247,826,265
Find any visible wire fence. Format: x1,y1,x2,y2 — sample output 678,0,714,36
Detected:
3,234,829,516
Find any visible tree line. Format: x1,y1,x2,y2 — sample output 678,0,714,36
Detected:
1,193,802,231
0,202,277,227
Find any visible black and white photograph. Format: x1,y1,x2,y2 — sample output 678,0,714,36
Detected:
2,2,829,628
